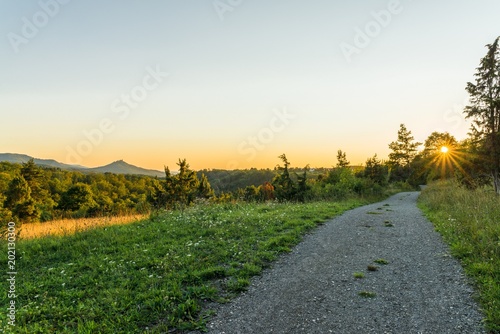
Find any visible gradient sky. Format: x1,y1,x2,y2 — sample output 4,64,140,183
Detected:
1,1,499,170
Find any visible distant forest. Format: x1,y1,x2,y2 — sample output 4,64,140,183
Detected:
0,151,386,224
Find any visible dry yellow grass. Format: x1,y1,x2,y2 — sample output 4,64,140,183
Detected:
19,214,148,239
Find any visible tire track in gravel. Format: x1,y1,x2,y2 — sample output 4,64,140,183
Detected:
189,192,485,334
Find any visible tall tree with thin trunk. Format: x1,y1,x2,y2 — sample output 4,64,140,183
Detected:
336,150,350,168
464,36,500,194
388,124,421,181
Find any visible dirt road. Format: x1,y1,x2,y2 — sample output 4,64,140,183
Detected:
191,192,485,333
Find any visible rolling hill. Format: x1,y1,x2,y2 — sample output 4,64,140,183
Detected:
0,153,164,177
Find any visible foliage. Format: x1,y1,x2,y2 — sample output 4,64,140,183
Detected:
198,168,275,194
419,181,500,332
0,199,369,333
361,154,388,185
272,154,297,201
3,175,38,223
454,138,492,189
418,132,460,181
388,124,421,182
336,149,350,168
0,160,155,223
464,36,500,194
58,183,95,212
149,159,214,210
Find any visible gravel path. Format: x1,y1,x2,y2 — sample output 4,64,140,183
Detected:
191,192,486,334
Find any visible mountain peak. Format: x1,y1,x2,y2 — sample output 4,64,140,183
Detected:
0,153,164,178
85,159,163,177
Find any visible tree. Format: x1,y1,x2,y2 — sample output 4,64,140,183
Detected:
455,138,491,189
336,150,350,168
363,154,388,185
464,36,500,194
388,124,421,181
198,173,214,199
4,176,39,223
174,159,200,208
420,132,460,180
272,154,296,201
296,165,310,202
20,159,43,200
58,183,95,212
259,182,275,201
19,159,55,220
148,159,211,210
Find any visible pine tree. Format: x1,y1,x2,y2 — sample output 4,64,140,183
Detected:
464,36,500,194
272,154,296,201
388,124,421,181
174,159,200,208
198,173,214,199
363,154,388,185
336,150,350,168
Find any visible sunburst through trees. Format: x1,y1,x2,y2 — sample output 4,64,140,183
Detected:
421,132,467,180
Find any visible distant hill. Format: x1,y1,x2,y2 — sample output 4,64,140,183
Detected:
0,153,85,170
0,153,164,177
86,160,164,177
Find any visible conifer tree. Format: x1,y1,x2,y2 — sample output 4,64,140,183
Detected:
272,154,296,201
198,173,214,199
464,36,500,194
388,124,421,181
336,150,350,168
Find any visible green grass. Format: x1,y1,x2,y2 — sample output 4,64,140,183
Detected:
1,199,371,333
353,272,365,279
418,180,500,333
374,258,389,265
358,291,377,298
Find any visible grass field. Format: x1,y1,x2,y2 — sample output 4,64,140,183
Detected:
418,181,500,333
18,215,148,240
1,199,375,333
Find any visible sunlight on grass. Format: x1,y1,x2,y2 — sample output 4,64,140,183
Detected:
419,181,500,332
19,214,148,239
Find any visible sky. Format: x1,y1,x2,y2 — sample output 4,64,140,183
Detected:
1,0,499,171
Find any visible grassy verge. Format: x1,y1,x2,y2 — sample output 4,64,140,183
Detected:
418,181,500,333
1,199,374,333
18,215,148,239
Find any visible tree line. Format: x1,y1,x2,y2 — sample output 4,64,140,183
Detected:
0,160,156,224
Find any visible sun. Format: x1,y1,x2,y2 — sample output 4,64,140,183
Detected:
440,146,449,154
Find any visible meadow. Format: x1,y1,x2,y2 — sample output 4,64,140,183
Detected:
18,215,148,240
1,199,373,333
418,181,500,333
